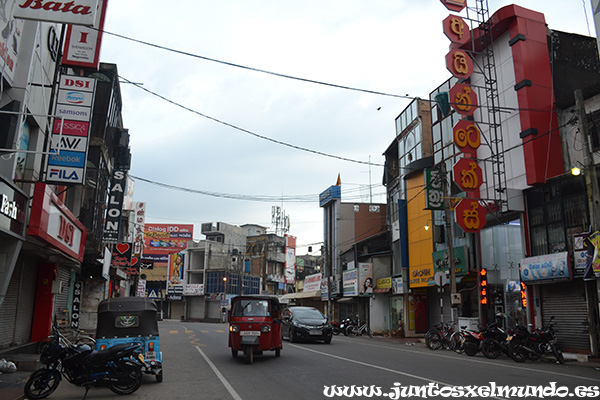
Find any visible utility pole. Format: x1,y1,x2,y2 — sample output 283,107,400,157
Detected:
441,163,457,323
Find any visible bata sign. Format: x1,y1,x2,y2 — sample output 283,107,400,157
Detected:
13,0,100,26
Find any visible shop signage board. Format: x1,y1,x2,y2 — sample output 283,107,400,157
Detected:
45,75,96,185
520,252,572,284
13,0,100,26
424,168,444,210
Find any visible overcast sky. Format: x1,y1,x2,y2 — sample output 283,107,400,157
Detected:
99,0,596,253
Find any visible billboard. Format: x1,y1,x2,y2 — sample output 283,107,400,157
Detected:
143,223,193,262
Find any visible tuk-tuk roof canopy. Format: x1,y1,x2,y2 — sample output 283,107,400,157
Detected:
98,297,158,313
230,295,280,305
96,297,159,338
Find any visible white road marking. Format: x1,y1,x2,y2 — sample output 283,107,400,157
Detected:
289,344,506,400
195,346,242,400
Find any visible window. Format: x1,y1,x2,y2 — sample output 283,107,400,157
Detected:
526,177,588,256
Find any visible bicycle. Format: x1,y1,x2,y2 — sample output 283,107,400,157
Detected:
425,322,461,351
346,315,373,338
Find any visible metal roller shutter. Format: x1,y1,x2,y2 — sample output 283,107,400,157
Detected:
0,262,21,349
13,257,38,344
0,256,38,349
189,297,205,319
54,265,71,317
540,280,590,352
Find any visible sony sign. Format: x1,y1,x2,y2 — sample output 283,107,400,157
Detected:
13,0,100,27
102,169,127,243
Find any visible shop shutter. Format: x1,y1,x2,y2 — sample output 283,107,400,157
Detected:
13,257,38,344
0,261,21,349
189,297,205,319
0,257,38,349
53,265,71,317
540,280,590,352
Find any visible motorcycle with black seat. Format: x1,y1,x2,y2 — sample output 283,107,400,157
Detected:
508,316,564,364
24,319,144,399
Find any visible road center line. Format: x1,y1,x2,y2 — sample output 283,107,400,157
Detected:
290,344,506,400
195,346,242,400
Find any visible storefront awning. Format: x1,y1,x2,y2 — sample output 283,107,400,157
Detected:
373,288,391,293
280,290,321,300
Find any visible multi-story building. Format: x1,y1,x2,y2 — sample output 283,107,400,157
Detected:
381,3,600,358
0,4,132,349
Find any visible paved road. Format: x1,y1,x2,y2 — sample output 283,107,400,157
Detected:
27,321,600,399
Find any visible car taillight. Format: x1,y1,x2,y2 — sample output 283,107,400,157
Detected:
100,344,107,350
148,342,154,352
261,325,271,333
230,325,240,333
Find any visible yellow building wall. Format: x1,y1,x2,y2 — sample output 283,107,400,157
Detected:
406,173,434,288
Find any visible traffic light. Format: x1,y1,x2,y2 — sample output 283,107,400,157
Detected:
480,268,488,306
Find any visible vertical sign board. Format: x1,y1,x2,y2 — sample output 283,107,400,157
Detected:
424,168,444,210
45,75,96,185
133,202,146,257
71,281,83,328
102,170,127,243
62,0,108,69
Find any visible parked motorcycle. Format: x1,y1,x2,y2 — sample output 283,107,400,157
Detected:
24,320,144,399
479,316,511,359
508,316,564,364
331,321,343,335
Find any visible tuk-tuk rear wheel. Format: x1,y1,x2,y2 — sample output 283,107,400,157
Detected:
275,347,281,357
155,372,163,383
231,348,238,358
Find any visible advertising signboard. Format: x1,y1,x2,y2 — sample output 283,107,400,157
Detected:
13,0,100,26
521,252,572,284
343,268,358,296
304,272,322,292
46,75,96,185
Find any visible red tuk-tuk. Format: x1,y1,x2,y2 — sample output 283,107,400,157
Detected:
228,295,282,364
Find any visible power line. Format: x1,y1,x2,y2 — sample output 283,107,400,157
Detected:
119,75,383,167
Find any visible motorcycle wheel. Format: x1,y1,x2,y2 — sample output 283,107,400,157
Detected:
24,369,61,399
346,325,358,337
425,331,442,350
108,362,142,395
366,327,373,338
332,328,340,336
481,339,502,359
508,341,528,363
463,340,479,356
552,344,565,364
449,332,465,353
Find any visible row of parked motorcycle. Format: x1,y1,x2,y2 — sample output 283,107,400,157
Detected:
425,314,565,364
331,316,370,337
